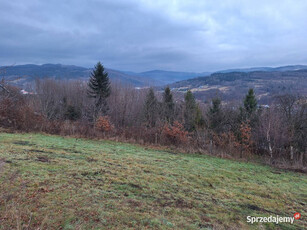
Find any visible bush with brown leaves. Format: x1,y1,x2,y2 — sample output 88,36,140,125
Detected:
95,116,114,133
161,121,189,145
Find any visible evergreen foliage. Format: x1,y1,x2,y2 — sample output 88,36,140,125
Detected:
244,88,257,115
240,88,258,126
64,105,81,121
162,86,175,123
143,88,159,127
184,90,197,131
207,98,223,133
87,62,111,116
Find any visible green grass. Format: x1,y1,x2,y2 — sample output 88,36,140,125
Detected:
0,133,306,229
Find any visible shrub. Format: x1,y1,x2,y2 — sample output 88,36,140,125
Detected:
95,116,114,133
64,105,81,121
162,121,189,145
0,94,43,132
234,122,253,157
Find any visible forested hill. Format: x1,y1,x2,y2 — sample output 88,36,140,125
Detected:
0,64,206,88
2,64,307,96
0,64,158,87
169,69,307,103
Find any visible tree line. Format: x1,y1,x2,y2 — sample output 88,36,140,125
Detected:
0,62,306,170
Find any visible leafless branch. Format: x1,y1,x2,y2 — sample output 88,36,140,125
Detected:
0,83,9,93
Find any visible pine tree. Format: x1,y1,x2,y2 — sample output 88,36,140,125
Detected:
207,97,223,133
240,88,258,127
87,62,111,116
162,86,175,123
244,88,257,115
143,88,159,127
184,90,197,131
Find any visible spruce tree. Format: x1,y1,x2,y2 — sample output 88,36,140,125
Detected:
184,90,197,131
162,86,175,123
87,62,111,116
240,88,258,126
143,88,159,127
207,98,223,133
244,88,257,115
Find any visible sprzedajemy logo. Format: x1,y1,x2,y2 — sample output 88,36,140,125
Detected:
247,213,301,225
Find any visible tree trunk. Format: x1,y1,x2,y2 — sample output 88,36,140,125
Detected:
266,122,273,159
300,151,304,166
155,133,158,145
290,146,294,160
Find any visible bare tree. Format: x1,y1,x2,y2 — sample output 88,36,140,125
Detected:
0,67,9,94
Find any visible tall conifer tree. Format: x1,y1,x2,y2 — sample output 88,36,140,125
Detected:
162,86,175,123
244,88,257,115
143,88,158,127
207,98,223,133
87,62,111,116
184,90,197,131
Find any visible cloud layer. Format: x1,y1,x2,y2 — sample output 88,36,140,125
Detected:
1,0,307,72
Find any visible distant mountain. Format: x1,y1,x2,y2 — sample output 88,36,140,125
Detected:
0,64,159,88
0,64,208,88
216,65,307,73
2,64,307,91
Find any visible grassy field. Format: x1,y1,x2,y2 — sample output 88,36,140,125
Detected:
0,133,306,229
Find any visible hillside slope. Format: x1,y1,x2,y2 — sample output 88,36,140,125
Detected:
216,65,307,73
170,70,307,103
0,133,306,229
0,64,158,88
1,64,207,88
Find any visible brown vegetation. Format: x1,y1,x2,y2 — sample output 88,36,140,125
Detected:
0,78,306,171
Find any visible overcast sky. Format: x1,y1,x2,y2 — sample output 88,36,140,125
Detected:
1,0,307,72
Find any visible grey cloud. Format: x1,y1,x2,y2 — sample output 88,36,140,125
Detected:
0,0,307,72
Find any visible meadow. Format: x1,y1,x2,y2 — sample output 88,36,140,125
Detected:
0,133,306,229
